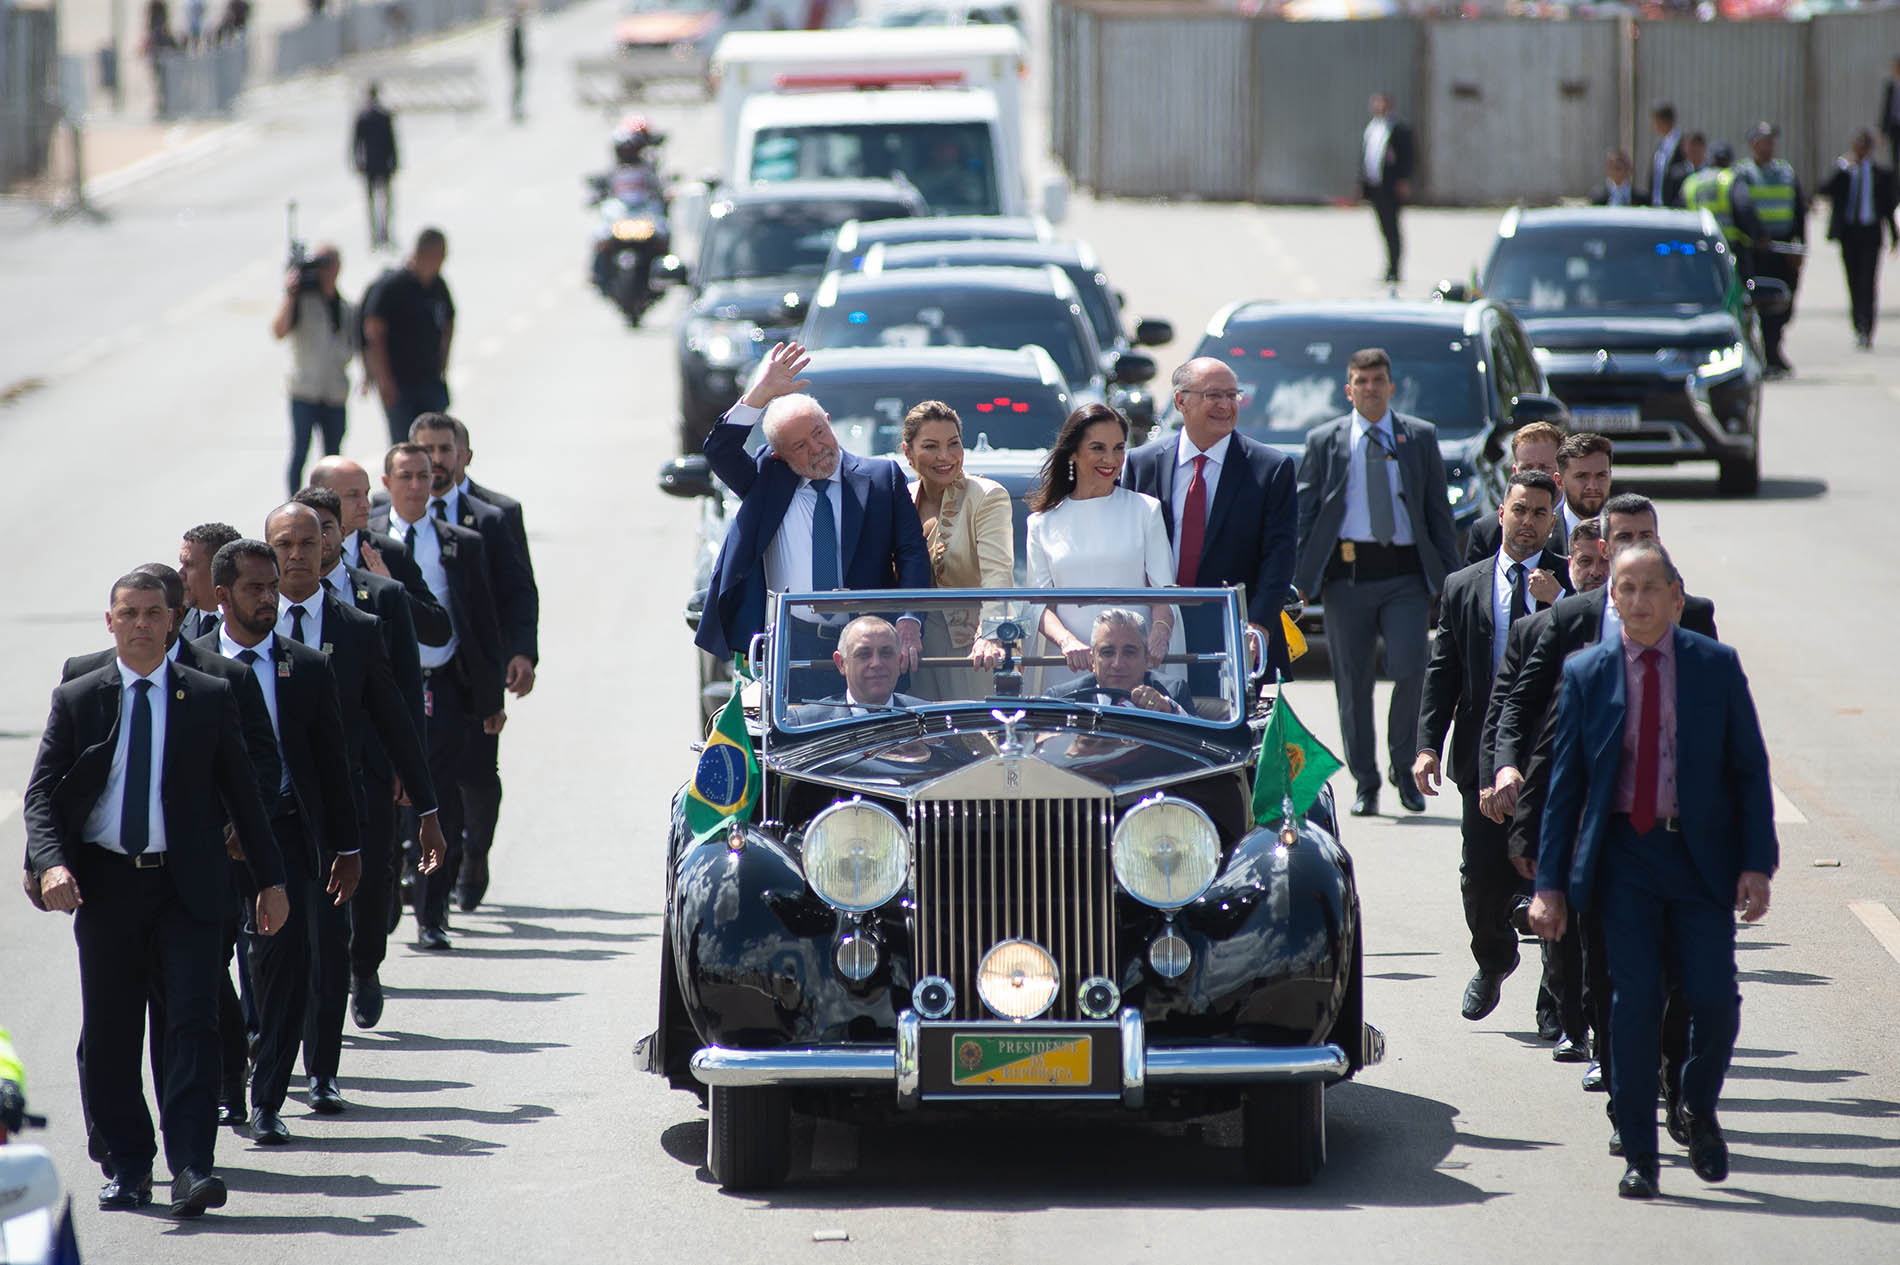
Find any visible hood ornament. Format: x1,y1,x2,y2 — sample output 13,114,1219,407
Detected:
1594,349,1614,374
992,708,1027,756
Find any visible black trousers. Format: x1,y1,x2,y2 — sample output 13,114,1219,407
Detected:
1458,783,1521,976
247,814,352,1111
417,665,472,931
460,727,503,884
350,759,399,975
1368,182,1403,280
1750,248,1801,365
73,856,223,1179
1840,226,1882,338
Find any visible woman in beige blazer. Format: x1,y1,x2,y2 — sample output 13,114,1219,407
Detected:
901,400,1016,699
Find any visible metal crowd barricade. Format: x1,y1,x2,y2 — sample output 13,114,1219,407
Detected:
155,37,249,121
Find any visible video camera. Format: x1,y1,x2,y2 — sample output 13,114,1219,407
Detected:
286,200,321,293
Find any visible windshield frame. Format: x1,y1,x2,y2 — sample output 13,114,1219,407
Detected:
764,587,1251,735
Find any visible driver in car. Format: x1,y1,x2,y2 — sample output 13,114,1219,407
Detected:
799,616,927,720
1055,609,1193,714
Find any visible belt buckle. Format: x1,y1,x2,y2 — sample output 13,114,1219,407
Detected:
132,852,165,869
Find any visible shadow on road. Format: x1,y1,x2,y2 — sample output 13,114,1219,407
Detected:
335,1075,476,1094
308,1101,556,1128
379,985,582,1004
342,1029,567,1056
461,919,651,944
479,904,657,922
158,1212,424,1237
215,1166,440,1198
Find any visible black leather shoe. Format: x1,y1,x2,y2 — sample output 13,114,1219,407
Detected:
1536,1010,1562,1042
98,1171,153,1211
1350,788,1379,817
416,923,451,952
1460,969,1508,1021
1617,1161,1659,1199
1664,1090,1691,1147
1388,767,1426,813
309,1077,346,1115
1607,1125,1623,1156
1582,1061,1606,1092
250,1108,290,1146
352,971,384,1029
219,1091,246,1126
1684,1110,1729,1183
169,1167,228,1218
456,853,489,912
1553,1037,1590,1063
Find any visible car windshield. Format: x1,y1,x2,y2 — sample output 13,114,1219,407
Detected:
808,290,1095,387
879,253,1121,347
1484,229,1732,312
770,589,1245,730
1204,328,1483,442
701,201,913,283
749,123,1000,217
624,0,716,10
810,377,1068,457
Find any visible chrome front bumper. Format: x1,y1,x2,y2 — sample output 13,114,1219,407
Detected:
688,1009,1387,1109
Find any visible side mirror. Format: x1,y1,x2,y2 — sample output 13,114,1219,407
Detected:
655,253,689,287
1040,173,1069,225
1111,350,1157,385
1508,392,1569,429
1133,317,1173,347
1434,280,1472,303
657,453,717,499
1747,276,1791,320
684,587,707,632
584,173,608,204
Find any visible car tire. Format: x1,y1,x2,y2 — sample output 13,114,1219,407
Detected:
707,1084,792,1191
1717,449,1760,497
1242,1081,1326,1186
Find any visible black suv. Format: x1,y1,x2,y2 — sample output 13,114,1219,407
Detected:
1474,206,1790,497
671,179,927,450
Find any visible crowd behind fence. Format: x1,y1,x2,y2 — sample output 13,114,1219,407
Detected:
1051,3,1900,207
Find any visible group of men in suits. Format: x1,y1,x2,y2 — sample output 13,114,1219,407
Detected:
20,414,537,1218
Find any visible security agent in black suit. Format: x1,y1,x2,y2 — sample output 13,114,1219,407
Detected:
1590,149,1639,208
1362,92,1415,284
295,487,433,1017
309,453,452,648
25,571,288,1218
1820,129,1900,350
373,442,507,950
61,562,282,1133
1415,472,1573,1022
178,522,243,643
1294,348,1459,817
200,539,360,1147
409,413,540,911
267,502,446,1101
1648,103,1686,210
1461,421,1572,565
1122,357,1298,679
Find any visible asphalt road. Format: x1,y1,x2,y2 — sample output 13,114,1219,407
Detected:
1,3,1897,1260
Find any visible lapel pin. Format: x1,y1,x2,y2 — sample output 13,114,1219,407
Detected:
175,689,185,700
321,642,333,655
356,588,369,601
278,659,292,678
462,514,474,526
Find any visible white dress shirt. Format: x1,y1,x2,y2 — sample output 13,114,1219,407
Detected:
723,402,848,620
1599,589,1623,643
1851,160,1876,226
218,628,293,793
1338,410,1415,545
1490,549,1546,674
324,559,354,598
389,510,458,668
82,659,171,854
278,590,326,650
1560,499,1583,543
1169,430,1231,574
1604,181,1631,207
342,529,365,569
1363,117,1391,186
432,482,463,526
1652,129,1680,206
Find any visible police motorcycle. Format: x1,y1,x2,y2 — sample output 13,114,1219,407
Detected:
587,114,675,327
1,1030,82,1265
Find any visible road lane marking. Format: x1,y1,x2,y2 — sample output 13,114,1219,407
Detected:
1848,901,1900,969
1771,782,1808,825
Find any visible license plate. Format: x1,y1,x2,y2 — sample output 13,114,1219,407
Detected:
950,1033,1093,1087
1570,405,1641,432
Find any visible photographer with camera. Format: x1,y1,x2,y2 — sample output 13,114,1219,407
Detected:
271,239,356,497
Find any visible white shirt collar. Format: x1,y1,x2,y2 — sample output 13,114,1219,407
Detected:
324,559,353,593
390,506,425,534
219,627,277,662
167,639,182,662
1352,409,1395,441
117,658,166,689
1175,430,1233,468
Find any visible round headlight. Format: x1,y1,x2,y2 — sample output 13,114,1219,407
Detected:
1112,795,1221,910
803,799,909,912
976,939,1059,1021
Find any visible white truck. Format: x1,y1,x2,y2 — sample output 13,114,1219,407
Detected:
706,25,1065,220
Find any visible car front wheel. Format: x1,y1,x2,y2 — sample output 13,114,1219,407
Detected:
707,1084,792,1191
1717,448,1760,497
1242,1081,1326,1185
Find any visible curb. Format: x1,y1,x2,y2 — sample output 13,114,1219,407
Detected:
82,120,260,202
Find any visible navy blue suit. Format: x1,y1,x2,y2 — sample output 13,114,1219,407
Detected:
696,417,932,660
1122,430,1297,675
1539,626,1777,1165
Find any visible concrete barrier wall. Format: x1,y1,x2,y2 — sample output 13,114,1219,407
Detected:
1,2,60,188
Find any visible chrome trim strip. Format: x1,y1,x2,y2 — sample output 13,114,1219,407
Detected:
1362,1022,1387,1069
895,1010,922,1110
1120,1008,1145,1109
1144,1043,1349,1085
689,1045,895,1087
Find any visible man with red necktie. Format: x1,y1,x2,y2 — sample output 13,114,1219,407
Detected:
1531,540,1777,1201
1123,356,1297,687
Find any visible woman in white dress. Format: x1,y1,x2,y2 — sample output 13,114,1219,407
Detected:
1024,403,1177,684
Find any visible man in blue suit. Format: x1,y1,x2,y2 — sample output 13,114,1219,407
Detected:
1532,540,1777,1200
696,342,933,689
1123,356,1297,679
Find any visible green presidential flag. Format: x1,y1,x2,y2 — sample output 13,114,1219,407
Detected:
684,665,759,844
1251,688,1344,825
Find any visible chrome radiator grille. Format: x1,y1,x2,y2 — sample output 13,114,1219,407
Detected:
909,798,1114,1022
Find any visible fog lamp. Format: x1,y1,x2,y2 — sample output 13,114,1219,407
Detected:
976,940,1059,1021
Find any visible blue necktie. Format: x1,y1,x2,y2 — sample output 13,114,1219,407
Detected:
810,478,840,591
122,679,154,856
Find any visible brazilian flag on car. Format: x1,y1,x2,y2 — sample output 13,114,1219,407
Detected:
684,659,759,845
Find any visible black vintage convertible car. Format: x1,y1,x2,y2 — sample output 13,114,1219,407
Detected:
641,587,1384,1190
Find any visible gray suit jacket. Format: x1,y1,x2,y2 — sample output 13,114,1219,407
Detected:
1293,410,1458,599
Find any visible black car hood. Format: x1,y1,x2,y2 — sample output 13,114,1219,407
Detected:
770,715,1248,800
689,277,814,325
1522,310,1740,353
